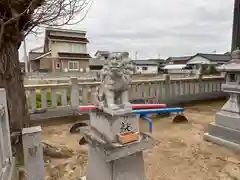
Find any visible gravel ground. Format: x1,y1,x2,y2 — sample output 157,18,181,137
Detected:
41,100,240,180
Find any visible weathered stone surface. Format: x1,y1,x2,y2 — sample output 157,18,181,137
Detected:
205,49,240,150
82,52,154,180
95,52,135,112
90,112,139,142
206,122,240,144
86,147,147,180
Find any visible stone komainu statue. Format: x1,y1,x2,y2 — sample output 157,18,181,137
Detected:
96,52,135,110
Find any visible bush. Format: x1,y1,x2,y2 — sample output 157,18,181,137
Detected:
31,90,71,108
203,65,218,75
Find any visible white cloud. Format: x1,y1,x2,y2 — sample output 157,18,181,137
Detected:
19,0,234,60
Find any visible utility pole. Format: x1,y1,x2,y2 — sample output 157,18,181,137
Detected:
135,51,138,60
231,0,240,51
23,37,28,72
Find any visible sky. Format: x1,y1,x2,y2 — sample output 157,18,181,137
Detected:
19,0,235,61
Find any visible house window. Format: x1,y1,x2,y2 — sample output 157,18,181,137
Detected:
229,73,237,82
142,67,148,70
68,61,79,71
56,62,61,69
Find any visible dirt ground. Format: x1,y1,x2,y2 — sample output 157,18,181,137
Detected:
41,100,240,180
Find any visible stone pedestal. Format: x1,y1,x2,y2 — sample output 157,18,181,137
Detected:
81,51,156,180
81,110,156,180
204,94,240,149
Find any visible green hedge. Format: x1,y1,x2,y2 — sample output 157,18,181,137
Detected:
30,91,71,108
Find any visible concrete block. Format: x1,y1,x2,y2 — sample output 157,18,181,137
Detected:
207,122,240,144
86,146,112,180
90,112,139,142
22,126,45,180
86,147,146,180
204,133,240,151
215,111,240,131
112,152,146,180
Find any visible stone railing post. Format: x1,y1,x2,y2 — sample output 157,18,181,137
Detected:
197,73,203,93
22,126,45,180
196,73,203,80
70,77,79,109
163,74,171,101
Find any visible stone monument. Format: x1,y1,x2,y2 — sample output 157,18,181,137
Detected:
204,49,240,149
81,52,157,180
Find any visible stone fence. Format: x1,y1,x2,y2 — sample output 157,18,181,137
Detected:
24,75,226,121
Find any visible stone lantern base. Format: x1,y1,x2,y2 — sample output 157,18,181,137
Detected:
204,123,240,150
204,111,240,150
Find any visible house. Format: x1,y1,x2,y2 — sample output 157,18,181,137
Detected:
89,58,107,71
29,28,91,72
163,64,190,74
89,51,110,71
28,46,44,72
133,60,159,74
186,53,231,70
19,62,25,73
165,56,192,65
148,58,166,73
95,50,110,59
89,51,132,72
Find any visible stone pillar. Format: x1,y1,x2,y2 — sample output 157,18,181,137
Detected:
22,126,45,180
81,52,156,180
232,0,240,51
70,77,79,109
163,74,170,101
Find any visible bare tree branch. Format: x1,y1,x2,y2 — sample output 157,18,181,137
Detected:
0,0,93,46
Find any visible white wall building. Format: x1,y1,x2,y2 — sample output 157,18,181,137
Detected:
133,60,158,74
187,53,230,69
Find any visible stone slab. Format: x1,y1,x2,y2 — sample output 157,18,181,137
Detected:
216,111,240,131
82,129,157,162
102,106,132,116
206,122,240,144
204,133,240,151
90,112,139,143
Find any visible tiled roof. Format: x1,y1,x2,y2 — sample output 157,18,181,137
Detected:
166,56,192,62
29,52,44,61
46,27,86,34
48,35,89,43
58,52,91,59
148,59,166,65
133,60,158,66
196,53,230,62
95,50,110,56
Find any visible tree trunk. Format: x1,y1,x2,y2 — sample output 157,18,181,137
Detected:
0,40,30,165
0,40,29,131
